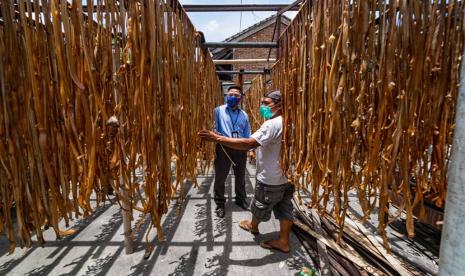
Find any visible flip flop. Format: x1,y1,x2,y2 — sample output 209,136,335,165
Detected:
239,220,259,235
260,240,290,253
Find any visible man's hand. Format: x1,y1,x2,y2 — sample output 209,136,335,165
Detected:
198,130,220,142
199,130,259,150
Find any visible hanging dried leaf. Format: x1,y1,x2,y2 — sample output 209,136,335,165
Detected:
0,0,221,252
271,0,464,248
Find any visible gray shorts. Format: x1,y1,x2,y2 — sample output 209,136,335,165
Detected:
251,181,295,222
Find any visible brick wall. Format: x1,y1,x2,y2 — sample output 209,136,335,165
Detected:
233,22,288,82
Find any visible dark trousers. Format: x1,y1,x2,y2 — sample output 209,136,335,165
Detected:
214,143,247,206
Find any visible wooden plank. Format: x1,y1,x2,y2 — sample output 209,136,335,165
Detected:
293,199,333,274
294,224,355,276
324,214,401,274
308,209,338,276
293,226,323,268
346,212,413,276
323,213,408,275
319,215,390,275
327,250,352,276
293,218,385,276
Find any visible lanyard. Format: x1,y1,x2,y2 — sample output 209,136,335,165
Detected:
226,108,240,130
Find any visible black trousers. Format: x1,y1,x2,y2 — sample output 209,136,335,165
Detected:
214,143,247,206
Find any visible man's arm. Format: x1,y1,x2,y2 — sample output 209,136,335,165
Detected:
199,130,260,151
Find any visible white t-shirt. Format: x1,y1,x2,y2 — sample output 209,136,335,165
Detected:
251,116,289,185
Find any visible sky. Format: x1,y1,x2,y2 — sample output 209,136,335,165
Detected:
179,0,297,42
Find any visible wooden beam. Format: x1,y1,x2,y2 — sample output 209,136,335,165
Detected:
345,213,413,276
309,209,338,276
293,219,385,276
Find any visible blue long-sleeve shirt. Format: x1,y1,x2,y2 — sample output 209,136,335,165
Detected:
214,105,251,138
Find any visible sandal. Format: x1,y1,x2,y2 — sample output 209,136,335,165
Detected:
260,240,290,253
215,207,225,218
239,220,259,235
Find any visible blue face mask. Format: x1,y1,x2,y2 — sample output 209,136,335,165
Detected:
226,96,240,108
260,105,273,119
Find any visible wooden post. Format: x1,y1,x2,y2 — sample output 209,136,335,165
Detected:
238,69,244,109
111,36,134,255
106,118,133,254
120,173,134,254
438,46,465,274
276,15,281,59
238,69,244,91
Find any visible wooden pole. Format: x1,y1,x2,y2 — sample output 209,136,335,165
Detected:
111,31,134,255
120,173,134,254
238,69,244,91
438,46,465,274
276,15,281,60
238,69,244,109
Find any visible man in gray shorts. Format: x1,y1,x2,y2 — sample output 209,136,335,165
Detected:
199,90,294,253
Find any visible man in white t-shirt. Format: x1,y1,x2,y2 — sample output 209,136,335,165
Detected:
199,90,294,254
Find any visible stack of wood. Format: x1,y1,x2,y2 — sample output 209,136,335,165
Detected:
0,0,221,253
293,198,434,276
272,0,465,246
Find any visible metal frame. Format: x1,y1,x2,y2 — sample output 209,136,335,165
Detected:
213,59,276,65
272,0,304,59
216,70,270,75
277,0,303,16
202,42,278,49
222,81,252,86
183,4,301,12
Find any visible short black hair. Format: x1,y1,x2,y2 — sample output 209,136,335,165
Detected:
227,85,243,95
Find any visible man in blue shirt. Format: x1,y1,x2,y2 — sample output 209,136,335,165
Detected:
213,85,251,218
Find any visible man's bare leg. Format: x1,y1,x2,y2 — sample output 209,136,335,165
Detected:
239,216,260,233
263,219,293,252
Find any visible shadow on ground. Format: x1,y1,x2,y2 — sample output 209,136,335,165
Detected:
0,169,310,276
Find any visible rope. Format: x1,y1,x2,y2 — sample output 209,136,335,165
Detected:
220,144,237,167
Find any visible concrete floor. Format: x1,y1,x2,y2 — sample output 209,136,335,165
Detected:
0,165,312,276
